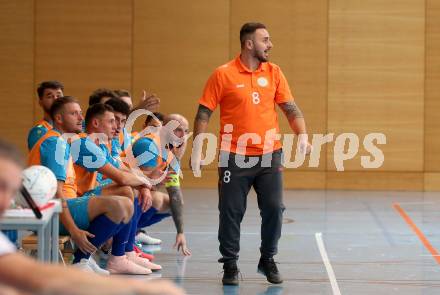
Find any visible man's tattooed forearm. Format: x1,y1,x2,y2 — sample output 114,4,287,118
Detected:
195,104,213,123
166,186,184,234
279,101,304,120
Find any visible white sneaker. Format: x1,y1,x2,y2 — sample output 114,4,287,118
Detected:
96,249,110,263
73,258,94,273
142,244,162,254
88,256,110,275
136,232,162,245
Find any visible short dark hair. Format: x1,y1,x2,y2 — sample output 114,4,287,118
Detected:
145,112,164,126
37,81,64,99
0,139,24,168
239,22,267,48
50,96,79,120
85,103,114,127
88,88,118,106
105,98,130,117
114,89,131,98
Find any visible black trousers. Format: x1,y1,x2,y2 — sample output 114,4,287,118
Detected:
217,149,285,264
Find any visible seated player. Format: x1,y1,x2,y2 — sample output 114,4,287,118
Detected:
106,96,133,158
91,98,155,260
92,89,159,156
163,114,190,161
135,113,190,247
0,139,185,295
89,88,119,106
112,90,160,158
72,103,160,273
131,113,191,256
27,96,147,275
105,98,162,247
27,80,64,150
114,89,134,110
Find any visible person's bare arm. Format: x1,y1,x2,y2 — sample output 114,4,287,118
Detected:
193,104,212,139
278,101,306,134
0,283,26,295
0,252,185,295
166,186,184,235
278,101,311,154
190,105,213,172
166,185,191,256
98,163,149,188
130,91,160,113
136,186,152,212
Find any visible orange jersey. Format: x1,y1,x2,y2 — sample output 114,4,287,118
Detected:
28,129,77,199
72,133,98,196
27,119,53,150
199,55,294,155
34,119,52,130
71,133,113,196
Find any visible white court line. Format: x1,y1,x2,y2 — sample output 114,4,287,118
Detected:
315,232,342,295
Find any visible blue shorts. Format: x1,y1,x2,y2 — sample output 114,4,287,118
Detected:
82,178,113,197
59,195,93,235
82,187,102,197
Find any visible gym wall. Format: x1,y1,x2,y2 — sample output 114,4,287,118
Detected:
0,0,438,191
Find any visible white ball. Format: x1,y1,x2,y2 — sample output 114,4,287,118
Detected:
15,165,57,208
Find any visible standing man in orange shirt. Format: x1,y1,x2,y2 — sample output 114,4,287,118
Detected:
191,22,311,285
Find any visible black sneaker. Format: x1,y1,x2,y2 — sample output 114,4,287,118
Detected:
222,262,239,285
257,257,283,284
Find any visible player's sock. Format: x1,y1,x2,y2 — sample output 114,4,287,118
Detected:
111,220,132,256
125,198,141,252
73,214,119,263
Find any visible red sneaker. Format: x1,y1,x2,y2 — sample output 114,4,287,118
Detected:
134,245,155,261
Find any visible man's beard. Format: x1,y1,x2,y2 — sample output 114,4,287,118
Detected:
253,50,268,62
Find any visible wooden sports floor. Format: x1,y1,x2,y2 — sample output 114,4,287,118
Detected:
125,189,440,295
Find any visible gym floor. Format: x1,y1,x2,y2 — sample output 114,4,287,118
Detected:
129,189,440,295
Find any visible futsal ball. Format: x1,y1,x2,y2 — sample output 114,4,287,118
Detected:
15,165,57,208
